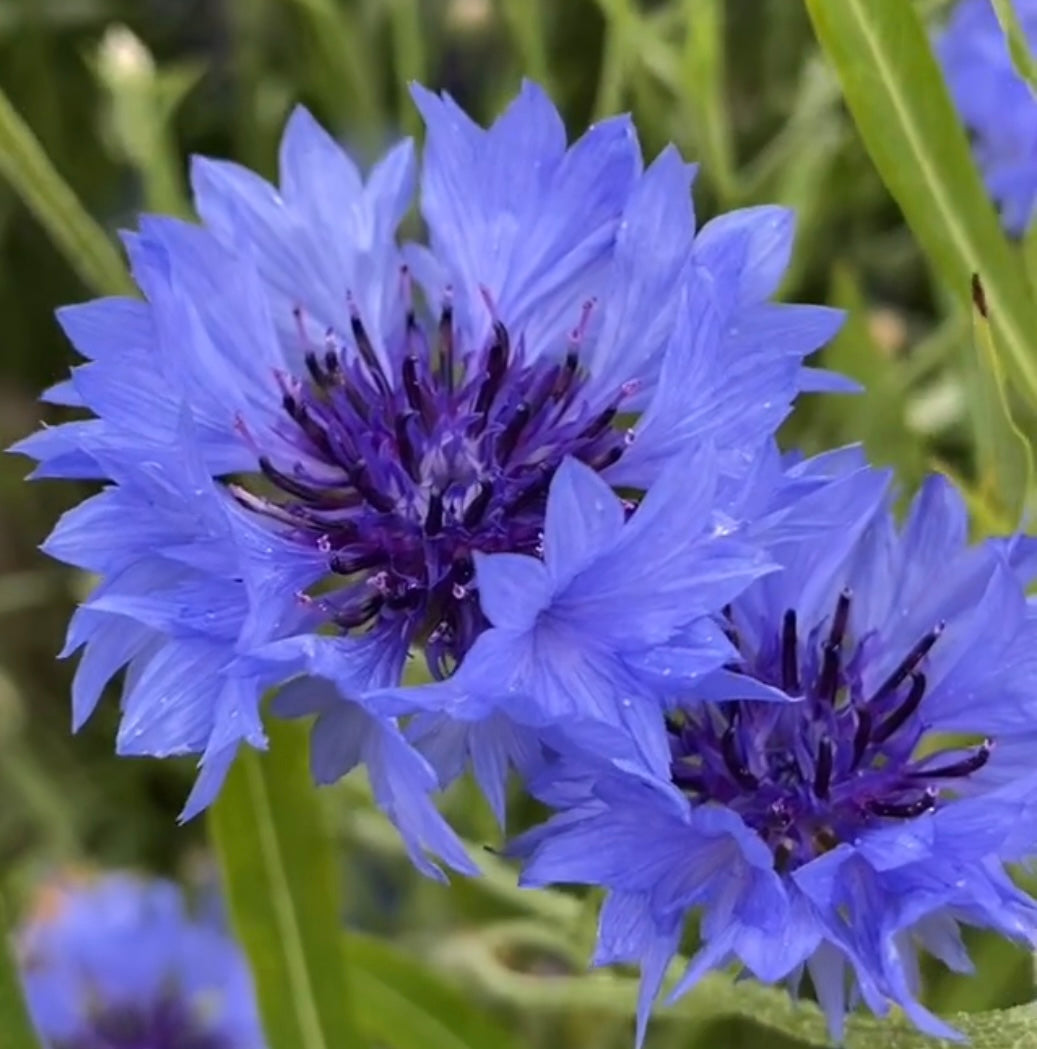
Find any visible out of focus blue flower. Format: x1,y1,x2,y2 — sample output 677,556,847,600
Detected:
15,81,844,870
512,473,1037,1044
938,0,1037,234
18,872,264,1049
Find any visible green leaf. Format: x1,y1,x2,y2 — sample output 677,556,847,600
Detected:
803,0,1037,413
499,0,552,92
991,0,1037,98
0,895,41,1049
209,719,358,1049
965,272,1035,530
677,0,737,203
0,82,131,296
347,931,524,1049
282,0,384,141
386,0,427,136
796,264,923,482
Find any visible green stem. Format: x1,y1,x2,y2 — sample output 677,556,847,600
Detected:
0,85,131,297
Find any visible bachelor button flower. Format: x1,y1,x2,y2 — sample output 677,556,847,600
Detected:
513,472,1037,1044
391,446,892,818
938,0,1037,234
16,82,843,863
17,871,264,1049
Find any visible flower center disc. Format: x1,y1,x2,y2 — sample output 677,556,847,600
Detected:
237,291,632,677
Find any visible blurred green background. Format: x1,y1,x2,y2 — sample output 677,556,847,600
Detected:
0,0,1032,1046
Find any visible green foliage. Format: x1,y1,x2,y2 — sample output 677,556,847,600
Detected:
347,930,525,1049
961,274,1036,532
210,719,358,1049
0,81,130,296
803,0,1037,413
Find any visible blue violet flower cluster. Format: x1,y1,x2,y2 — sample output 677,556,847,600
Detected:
18,78,1037,1043
17,872,264,1049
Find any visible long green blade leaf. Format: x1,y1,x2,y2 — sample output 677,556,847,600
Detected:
348,931,524,1049
0,896,41,1049
0,84,132,297
803,0,1037,411
209,720,357,1049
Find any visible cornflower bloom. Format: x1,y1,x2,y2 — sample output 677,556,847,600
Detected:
938,0,1037,233
17,82,844,868
17,872,264,1049
512,472,1037,1043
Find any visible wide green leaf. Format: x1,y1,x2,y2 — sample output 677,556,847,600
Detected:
0,83,132,297
0,895,41,1049
803,0,1037,412
347,930,524,1049
209,719,357,1049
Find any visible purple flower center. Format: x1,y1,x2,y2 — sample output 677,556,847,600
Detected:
668,591,992,870
55,997,230,1049
238,281,635,676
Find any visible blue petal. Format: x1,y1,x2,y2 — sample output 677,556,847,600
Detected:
693,205,795,306
472,551,552,631
543,457,626,583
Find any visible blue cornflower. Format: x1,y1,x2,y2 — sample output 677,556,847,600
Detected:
938,0,1037,234
17,871,264,1049
393,445,890,818
16,82,843,865
512,473,1037,1043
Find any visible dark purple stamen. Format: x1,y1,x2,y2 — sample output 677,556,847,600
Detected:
497,402,531,463
425,490,444,535
867,790,937,819
348,305,391,397
871,672,926,744
463,481,494,527
438,301,454,392
667,590,987,871
781,609,799,694
813,737,833,799
245,293,639,676
909,740,992,779
721,721,759,790
868,625,944,705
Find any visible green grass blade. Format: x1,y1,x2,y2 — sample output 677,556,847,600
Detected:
209,720,357,1049
499,0,552,92
991,0,1037,97
803,0,1037,411
967,272,1035,529
678,0,737,203
348,931,524,1049
0,895,41,1049
387,0,427,135
283,0,384,141
0,83,131,296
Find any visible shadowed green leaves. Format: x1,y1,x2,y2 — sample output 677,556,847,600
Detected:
209,719,357,1049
